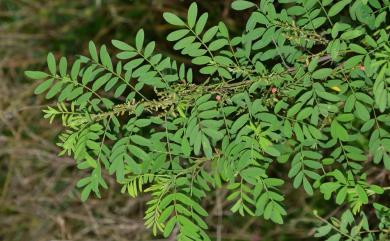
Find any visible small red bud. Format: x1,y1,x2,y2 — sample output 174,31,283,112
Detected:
216,95,221,101
271,87,277,94
359,65,365,71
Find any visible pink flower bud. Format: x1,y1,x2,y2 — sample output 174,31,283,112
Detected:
271,87,277,94
215,95,221,101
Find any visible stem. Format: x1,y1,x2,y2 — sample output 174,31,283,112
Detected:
313,211,359,241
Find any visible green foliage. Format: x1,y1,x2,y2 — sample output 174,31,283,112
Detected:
26,0,390,240
314,206,390,241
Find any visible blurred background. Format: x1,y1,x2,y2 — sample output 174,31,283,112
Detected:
0,1,351,240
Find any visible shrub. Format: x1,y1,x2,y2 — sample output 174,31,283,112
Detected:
26,0,389,240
